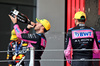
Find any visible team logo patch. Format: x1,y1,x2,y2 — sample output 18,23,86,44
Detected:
41,38,46,48
72,30,94,39
15,27,20,33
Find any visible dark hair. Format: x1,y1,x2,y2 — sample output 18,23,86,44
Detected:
44,28,48,33
42,25,50,33
77,16,86,22
41,25,49,33
44,28,50,33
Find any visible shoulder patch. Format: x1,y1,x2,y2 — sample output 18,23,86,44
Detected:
90,27,95,30
68,28,73,30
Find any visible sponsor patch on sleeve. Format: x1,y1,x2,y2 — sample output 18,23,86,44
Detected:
15,27,20,33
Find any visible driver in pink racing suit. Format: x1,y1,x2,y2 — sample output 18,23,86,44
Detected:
9,15,51,66
64,11,100,66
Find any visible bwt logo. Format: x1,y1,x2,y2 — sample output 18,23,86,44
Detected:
74,32,92,37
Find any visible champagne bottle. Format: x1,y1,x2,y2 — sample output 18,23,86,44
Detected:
9,9,31,24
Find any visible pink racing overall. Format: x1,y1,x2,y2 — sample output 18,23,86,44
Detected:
13,24,47,66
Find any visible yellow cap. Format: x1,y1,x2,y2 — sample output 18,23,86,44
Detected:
10,29,18,40
74,11,86,19
36,18,51,31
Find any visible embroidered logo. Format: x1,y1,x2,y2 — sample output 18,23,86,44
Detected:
72,30,94,39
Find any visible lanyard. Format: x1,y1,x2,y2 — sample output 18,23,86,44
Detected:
15,41,23,55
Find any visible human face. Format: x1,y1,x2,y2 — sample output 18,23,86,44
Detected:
75,19,78,26
34,22,43,31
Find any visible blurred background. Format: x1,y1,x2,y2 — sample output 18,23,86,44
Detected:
0,0,100,66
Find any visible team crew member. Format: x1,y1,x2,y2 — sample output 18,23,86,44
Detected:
64,11,100,66
7,29,29,66
9,15,51,66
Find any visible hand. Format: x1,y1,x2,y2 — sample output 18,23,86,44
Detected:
9,15,17,24
27,21,36,29
66,56,71,64
30,21,36,27
27,24,34,29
